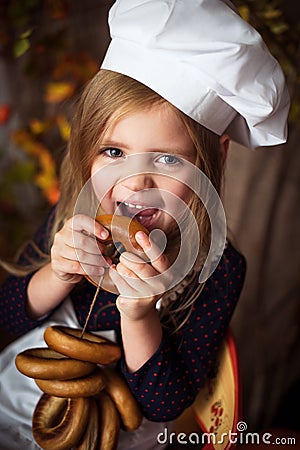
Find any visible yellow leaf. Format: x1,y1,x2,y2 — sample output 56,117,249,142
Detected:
56,115,71,141
29,119,49,135
270,22,289,35
44,81,75,103
35,172,60,205
20,29,33,39
263,9,282,20
12,130,41,155
14,38,30,58
238,5,250,23
11,129,60,204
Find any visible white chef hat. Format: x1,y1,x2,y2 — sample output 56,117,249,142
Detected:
101,0,290,149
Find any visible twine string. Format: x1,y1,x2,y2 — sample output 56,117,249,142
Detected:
80,273,105,338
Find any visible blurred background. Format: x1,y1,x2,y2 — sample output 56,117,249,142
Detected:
0,0,299,437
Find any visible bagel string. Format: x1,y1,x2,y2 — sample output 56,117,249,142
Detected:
80,273,104,338
14,216,144,449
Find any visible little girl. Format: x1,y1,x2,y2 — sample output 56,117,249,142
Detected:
0,0,289,449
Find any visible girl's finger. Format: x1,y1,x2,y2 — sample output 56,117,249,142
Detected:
65,244,110,267
70,214,109,240
53,258,105,278
53,230,111,266
109,266,139,298
135,231,170,273
115,261,155,295
57,221,109,256
119,253,157,280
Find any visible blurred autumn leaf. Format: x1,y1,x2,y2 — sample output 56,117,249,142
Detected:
11,130,60,205
13,28,32,57
44,81,76,103
0,0,100,257
0,105,11,124
0,0,98,199
56,115,71,142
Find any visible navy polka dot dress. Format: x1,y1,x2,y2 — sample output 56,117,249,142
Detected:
0,207,246,422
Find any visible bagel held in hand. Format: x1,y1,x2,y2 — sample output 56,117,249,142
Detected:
86,214,149,293
50,214,111,285
50,213,149,295
104,222,172,372
109,228,171,319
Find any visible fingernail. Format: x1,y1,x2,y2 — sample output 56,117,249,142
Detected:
100,230,108,239
136,231,145,240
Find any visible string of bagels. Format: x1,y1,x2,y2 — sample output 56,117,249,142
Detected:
15,215,149,450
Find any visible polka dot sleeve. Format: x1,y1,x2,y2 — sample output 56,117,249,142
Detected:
0,208,56,337
120,243,246,422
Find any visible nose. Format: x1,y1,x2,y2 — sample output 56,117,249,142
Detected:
121,173,155,192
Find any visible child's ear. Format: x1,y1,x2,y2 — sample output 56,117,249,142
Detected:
219,134,230,166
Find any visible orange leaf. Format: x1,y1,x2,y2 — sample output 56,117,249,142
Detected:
0,104,11,124
45,185,60,205
52,53,98,83
44,81,75,103
29,119,49,135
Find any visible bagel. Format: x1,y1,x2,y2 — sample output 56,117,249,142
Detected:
86,214,149,292
102,367,143,431
96,214,149,254
44,326,121,364
15,347,96,380
97,391,120,450
32,394,90,450
73,397,99,450
35,367,105,398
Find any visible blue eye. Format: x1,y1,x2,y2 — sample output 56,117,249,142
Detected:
103,147,123,158
158,154,181,165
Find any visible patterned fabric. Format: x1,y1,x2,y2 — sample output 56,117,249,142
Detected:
0,206,246,421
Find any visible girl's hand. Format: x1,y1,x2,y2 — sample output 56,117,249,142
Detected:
109,231,172,321
51,214,110,284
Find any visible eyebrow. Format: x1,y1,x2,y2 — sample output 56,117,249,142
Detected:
99,140,195,157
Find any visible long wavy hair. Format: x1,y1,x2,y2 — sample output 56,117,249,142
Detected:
3,69,225,334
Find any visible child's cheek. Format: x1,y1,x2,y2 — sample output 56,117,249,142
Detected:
90,163,120,207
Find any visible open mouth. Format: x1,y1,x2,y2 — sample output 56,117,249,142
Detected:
117,201,160,229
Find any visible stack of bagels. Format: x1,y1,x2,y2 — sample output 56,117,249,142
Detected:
15,325,143,450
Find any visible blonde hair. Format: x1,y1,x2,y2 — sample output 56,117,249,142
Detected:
3,69,224,334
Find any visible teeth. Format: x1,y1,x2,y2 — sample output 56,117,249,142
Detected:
123,201,144,209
